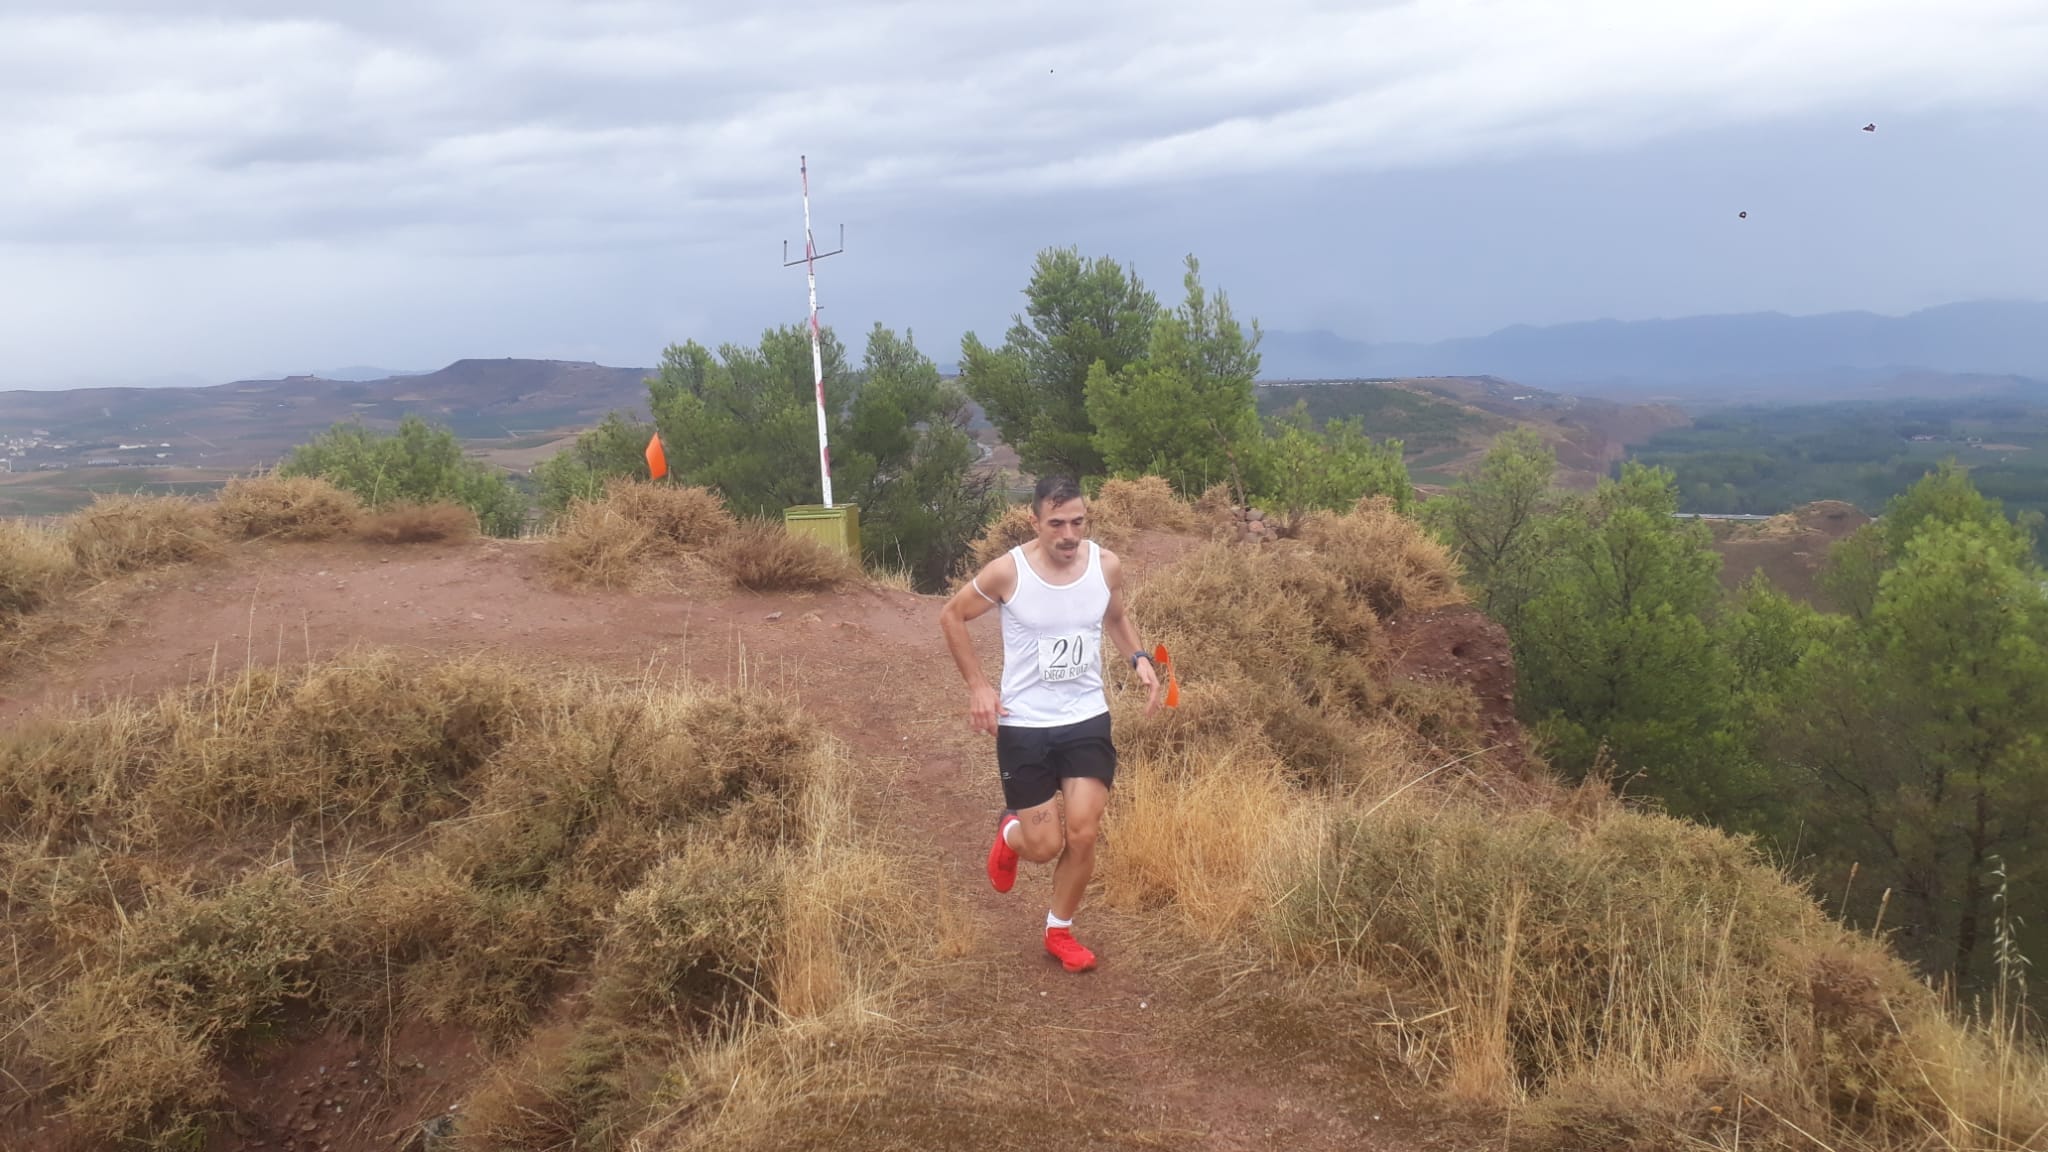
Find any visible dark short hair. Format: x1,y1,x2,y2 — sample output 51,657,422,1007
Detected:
1032,474,1084,515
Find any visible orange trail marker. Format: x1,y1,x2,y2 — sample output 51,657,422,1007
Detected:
645,434,668,480
1151,644,1180,708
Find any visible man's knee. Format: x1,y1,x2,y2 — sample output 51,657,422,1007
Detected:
1062,819,1099,855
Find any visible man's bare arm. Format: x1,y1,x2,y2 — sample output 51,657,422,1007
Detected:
938,553,1018,732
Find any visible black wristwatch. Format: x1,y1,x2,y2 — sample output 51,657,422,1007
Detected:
1129,651,1153,669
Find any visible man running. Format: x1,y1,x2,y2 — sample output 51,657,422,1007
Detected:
938,475,1161,973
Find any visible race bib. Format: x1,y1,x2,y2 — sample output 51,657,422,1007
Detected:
1037,631,1094,683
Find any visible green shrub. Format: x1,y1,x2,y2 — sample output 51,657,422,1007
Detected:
280,415,528,536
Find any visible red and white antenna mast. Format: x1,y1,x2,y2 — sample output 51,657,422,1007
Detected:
782,155,845,507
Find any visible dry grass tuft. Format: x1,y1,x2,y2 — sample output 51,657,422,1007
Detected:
0,518,75,617
544,499,659,589
1101,737,1319,939
1093,475,1197,534
1297,495,1466,618
1192,481,1241,537
711,520,862,593
212,473,363,541
865,564,917,594
0,652,919,1150
594,479,736,548
1127,540,1405,784
1264,791,2048,1147
960,503,1038,576
65,494,221,580
355,499,478,544
542,481,738,591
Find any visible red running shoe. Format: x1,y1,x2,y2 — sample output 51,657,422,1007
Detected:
1044,926,1097,973
986,810,1020,893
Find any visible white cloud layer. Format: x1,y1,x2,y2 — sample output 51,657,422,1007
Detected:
5,0,2043,247
0,0,2044,383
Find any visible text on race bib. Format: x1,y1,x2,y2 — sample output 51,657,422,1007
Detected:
1037,631,1094,683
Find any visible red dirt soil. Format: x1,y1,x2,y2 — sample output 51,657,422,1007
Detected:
5,536,1514,1152
1384,604,1530,777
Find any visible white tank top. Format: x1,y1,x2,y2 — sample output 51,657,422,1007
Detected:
997,541,1112,728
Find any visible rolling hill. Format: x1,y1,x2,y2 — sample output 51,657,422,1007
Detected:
0,359,652,473
1258,375,1687,489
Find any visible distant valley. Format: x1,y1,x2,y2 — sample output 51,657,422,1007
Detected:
0,359,651,516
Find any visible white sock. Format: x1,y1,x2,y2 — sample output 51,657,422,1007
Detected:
1003,820,1020,850
1047,910,1073,931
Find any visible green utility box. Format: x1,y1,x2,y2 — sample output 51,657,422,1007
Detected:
783,503,861,558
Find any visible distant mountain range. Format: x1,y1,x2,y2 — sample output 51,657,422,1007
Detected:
1258,300,2048,404
0,359,651,469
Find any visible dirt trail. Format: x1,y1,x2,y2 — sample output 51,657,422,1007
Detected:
5,540,1485,1151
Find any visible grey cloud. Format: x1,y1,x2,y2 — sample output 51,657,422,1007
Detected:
1,1,2045,386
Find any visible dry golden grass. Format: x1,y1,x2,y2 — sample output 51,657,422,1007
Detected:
960,503,1037,576
0,517,74,617
864,563,918,594
212,473,363,541
544,498,660,589
65,494,221,580
1094,475,1197,534
542,482,745,592
712,520,862,593
1298,494,1467,617
1101,500,2048,1150
1128,540,1405,784
0,653,920,1150
1100,735,1320,940
595,479,736,548
355,499,478,544
1192,481,1241,538
1282,788,2048,1148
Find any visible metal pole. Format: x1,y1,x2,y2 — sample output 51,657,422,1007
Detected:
799,156,832,508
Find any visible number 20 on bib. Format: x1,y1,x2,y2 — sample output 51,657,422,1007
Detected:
1038,632,1091,683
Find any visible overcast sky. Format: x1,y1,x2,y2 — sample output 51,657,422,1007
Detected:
2,0,2045,388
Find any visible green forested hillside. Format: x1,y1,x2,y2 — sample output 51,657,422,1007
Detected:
1631,398,2048,531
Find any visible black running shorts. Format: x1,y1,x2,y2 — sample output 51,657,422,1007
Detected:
995,711,1116,811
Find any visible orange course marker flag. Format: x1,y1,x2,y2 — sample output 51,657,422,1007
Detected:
645,434,668,480
1152,644,1180,708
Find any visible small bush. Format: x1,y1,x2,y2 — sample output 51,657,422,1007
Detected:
596,479,735,548
1192,481,1241,537
65,494,221,579
597,846,786,1020
29,871,325,1147
712,520,861,592
279,415,528,536
545,501,657,589
0,654,533,845
0,518,74,616
541,482,734,590
124,871,325,1046
1129,541,1396,783
1298,495,1465,617
1093,476,1197,534
213,474,362,541
357,500,478,544
33,989,218,1148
